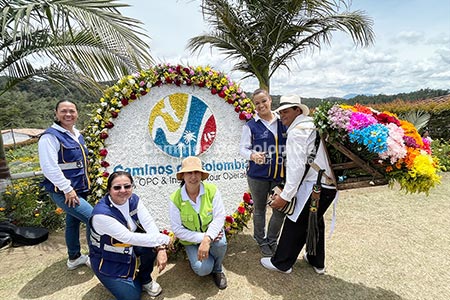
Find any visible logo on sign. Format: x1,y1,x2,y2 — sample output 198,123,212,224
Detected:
148,93,217,157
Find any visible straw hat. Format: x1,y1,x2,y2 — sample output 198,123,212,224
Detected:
275,94,310,116
176,156,210,180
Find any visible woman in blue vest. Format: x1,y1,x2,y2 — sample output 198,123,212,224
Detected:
239,88,287,257
38,99,93,270
89,171,173,299
169,156,228,289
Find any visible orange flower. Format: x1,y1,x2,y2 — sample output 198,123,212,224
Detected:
55,207,64,215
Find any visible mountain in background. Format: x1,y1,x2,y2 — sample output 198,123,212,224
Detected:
343,93,374,99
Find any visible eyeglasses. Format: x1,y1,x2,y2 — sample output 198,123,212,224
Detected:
112,184,132,191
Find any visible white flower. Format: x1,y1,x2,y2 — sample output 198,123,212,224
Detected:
100,102,107,107
97,108,102,114
96,189,104,197
96,177,104,185
128,79,135,85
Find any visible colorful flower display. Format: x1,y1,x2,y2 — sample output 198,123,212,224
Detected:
314,102,442,194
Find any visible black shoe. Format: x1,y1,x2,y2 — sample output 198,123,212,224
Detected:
212,272,227,289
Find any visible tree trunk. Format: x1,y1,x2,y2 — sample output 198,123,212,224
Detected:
0,133,11,196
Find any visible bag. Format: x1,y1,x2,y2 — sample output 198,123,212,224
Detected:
267,185,296,215
0,222,49,246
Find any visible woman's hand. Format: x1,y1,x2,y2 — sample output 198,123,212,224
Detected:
197,235,211,261
64,189,80,207
156,248,168,273
251,152,266,165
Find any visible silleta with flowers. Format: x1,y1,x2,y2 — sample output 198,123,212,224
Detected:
313,102,442,195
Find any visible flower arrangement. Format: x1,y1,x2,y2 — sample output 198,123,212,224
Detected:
224,192,254,239
84,63,255,199
314,102,442,195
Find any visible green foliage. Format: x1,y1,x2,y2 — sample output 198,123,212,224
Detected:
0,0,152,95
0,77,100,129
0,177,65,230
432,139,450,171
1,142,65,230
190,0,374,92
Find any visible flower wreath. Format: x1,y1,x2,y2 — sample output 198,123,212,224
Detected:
84,64,255,243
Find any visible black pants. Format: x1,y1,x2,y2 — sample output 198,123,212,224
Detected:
271,187,337,271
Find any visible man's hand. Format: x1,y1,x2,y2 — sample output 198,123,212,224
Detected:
268,194,288,209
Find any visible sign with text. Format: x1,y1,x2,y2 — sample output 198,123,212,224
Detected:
104,85,248,228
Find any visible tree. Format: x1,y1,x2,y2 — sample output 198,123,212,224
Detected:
0,0,152,183
188,0,374,92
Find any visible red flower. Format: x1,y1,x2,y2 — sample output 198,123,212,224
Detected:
140,90,147,96
237,206,246,214
154,80,162,86
174,79,182,86
102,171,109,178
239,112,246,120
227,98,234,104
234,106,241,112
121,98,129,106
111,111,118,118
100,161,110,168
105,122,114,129
198,81,205,87
218,90,226,98
185,79,192,86
243,192,252,203
99,132,108,139
211,88,217,95
225,216,234,223
176,65,182,73
129,93,137,100
162,229,170,235
165,77,173,84
99,148,108,157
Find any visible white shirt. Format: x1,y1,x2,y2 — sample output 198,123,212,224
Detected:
92,196,170,247
239,112,280,160
280,115,338,222
169,182,226,243
38,123,82,194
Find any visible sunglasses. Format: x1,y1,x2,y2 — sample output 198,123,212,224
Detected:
112,184,132,191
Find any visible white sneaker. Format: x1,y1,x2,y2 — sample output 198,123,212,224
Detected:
67,254,90,270
260,257,292,274
303,252,325,275
142,280,162,297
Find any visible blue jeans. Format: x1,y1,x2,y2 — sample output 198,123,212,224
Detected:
184,233,227,276
247,177,285,246
48,191,93,259
91,246,156,300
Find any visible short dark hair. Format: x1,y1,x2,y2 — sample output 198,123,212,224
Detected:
252,88,270,99
55,99,78,111
107,171,134,191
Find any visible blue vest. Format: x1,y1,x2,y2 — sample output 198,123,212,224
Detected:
246,118,287,181
89,193,142,279
41,127,90,194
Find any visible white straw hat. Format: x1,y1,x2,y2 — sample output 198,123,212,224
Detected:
275,95,310,116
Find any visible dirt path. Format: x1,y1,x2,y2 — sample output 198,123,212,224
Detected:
1,173,450,300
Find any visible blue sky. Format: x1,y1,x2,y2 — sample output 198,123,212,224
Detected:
121,0,450,98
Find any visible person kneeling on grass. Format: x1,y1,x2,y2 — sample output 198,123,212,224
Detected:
169,156,228,289
89,171,173,300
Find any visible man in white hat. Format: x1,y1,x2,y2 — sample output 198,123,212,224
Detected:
260,95,338,275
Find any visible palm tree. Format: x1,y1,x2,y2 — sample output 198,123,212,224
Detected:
188,0,375,92
0,0,153,183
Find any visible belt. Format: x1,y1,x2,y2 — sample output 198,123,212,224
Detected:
58,161,83,170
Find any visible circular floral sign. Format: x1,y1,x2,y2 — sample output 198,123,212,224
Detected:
84,64,255,235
